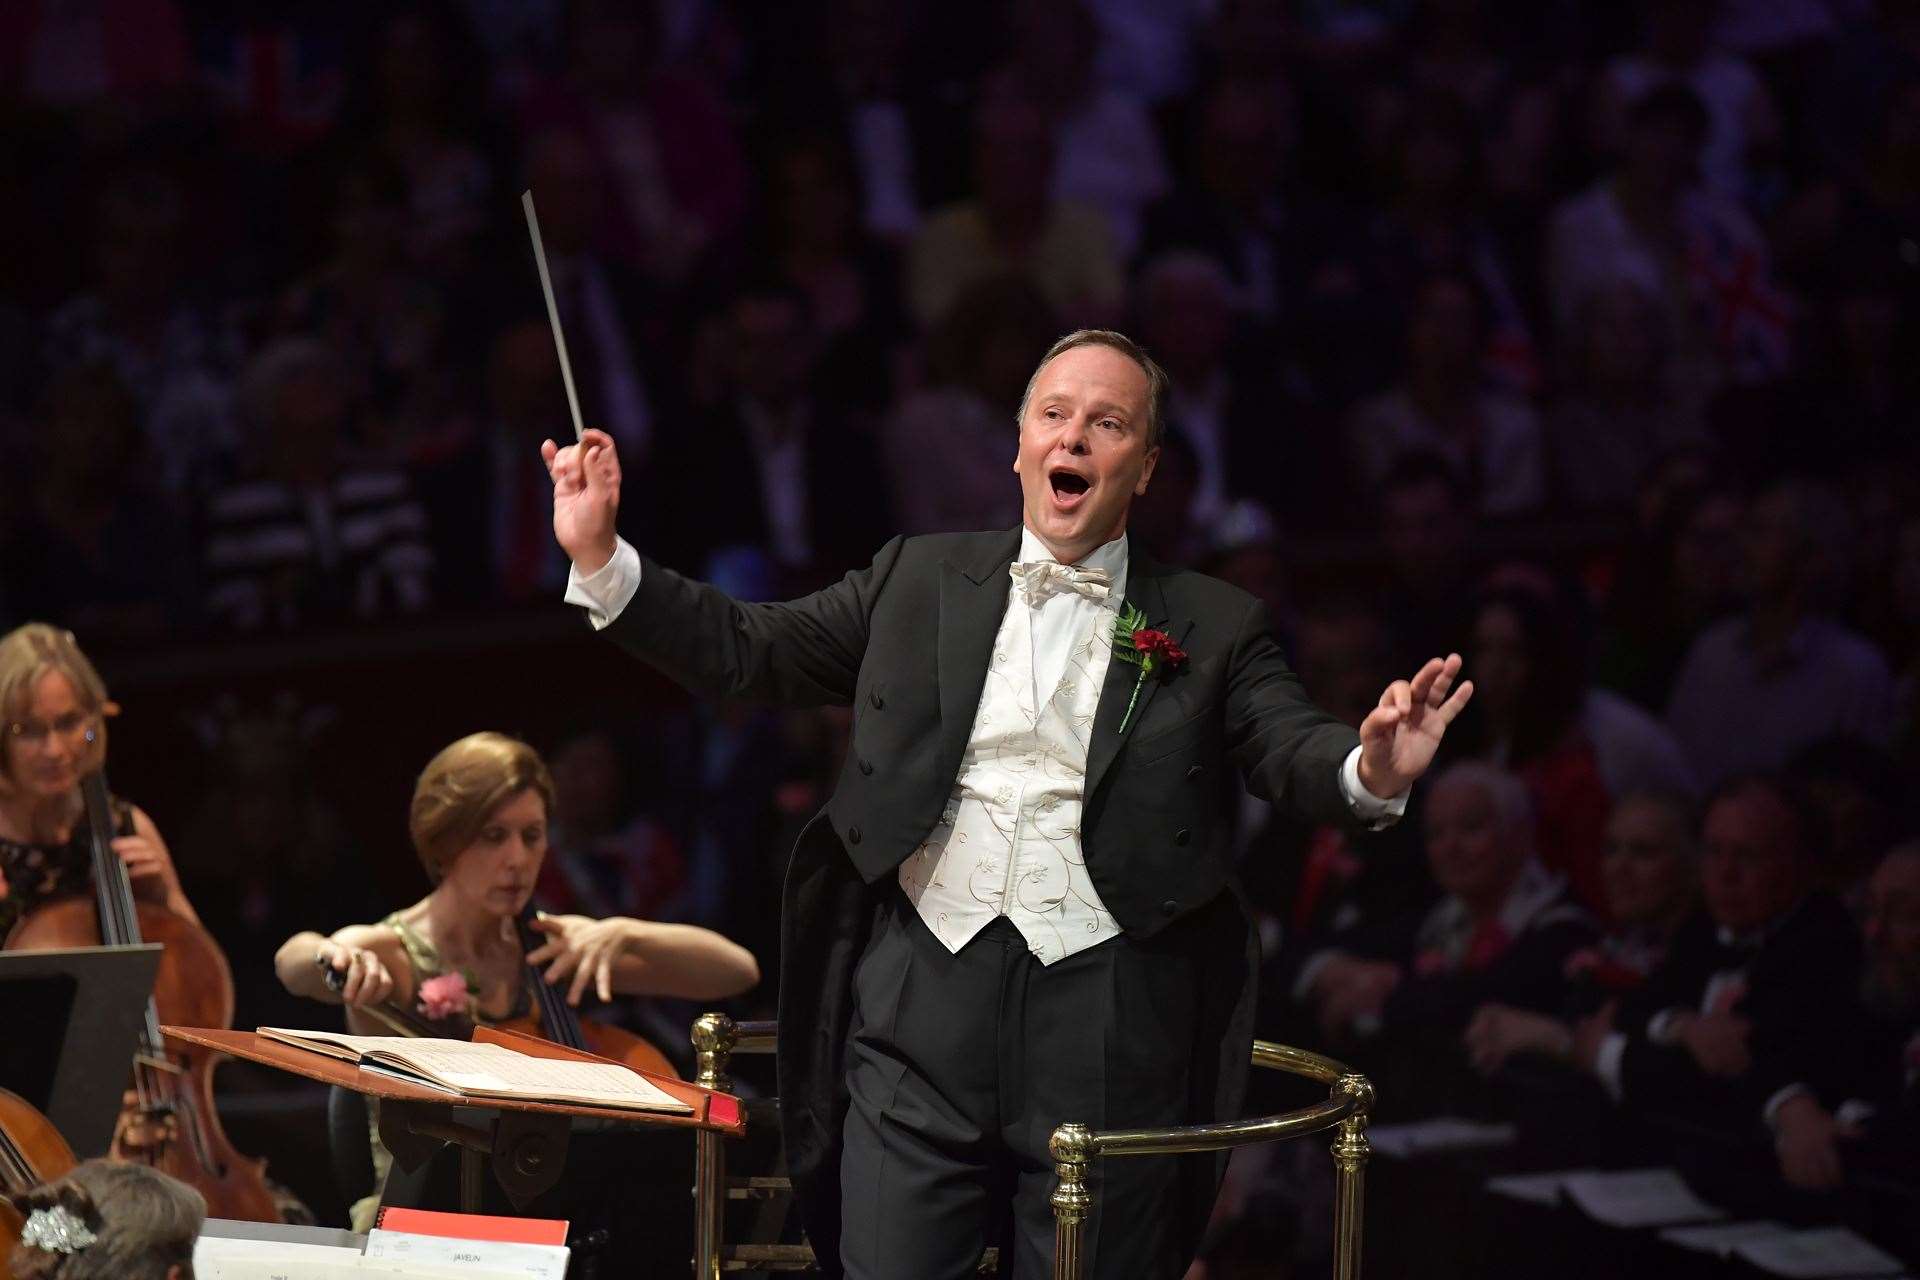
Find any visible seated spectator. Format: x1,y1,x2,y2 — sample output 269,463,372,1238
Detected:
1837,843,1920,1180
7,1159,204,1280
417,320,594,605
276,153,459,464
1290,763,1595,1112
1568,776,1867,1174
1595,0,1779,201
1465,790,1699,1074
512,128,658,461
42,168,239,497
649,282,891,581
1666,478,1896,786
1373,455,1478,675
202,338,434,631
336,8,499,282
1138,76,1302,330
1455,577,1696,913
1545,281,1707,512
1136,251,1332,531
539,729,687,924
1789,736,1906,903
0,365,193,640
1593,471,1746,711
519,0,748,283
1547,84,1789,412
1345,272,1546,518
1241,594,1432,966
881,275,1054,536
982,0,1170,256
907,93,1122,328
732,132,906,414
1650,842,1920,1221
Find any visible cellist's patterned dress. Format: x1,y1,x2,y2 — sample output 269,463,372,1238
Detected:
0,796,132,938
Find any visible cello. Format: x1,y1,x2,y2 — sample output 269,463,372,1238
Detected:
0,1088,77,1276
4,771,280,1222
320,902,677,1078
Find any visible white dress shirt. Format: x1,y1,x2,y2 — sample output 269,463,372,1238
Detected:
565,530,1408,959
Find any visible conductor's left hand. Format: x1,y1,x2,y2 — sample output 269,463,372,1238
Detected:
1357,654,1473,799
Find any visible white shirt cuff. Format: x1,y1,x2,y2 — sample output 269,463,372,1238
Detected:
1762,1083,1812,1131
1339,746,1408,829
563,536,642,629
1646,1009,1685,1045
1835,1099,1876,1129
1595,1030,1628,1103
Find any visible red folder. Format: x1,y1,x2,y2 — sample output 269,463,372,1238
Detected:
374,1205,569,1246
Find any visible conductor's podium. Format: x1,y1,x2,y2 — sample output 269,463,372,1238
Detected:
688,1013,1375,1280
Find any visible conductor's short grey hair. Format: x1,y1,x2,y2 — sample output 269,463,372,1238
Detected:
1015,329,1169,450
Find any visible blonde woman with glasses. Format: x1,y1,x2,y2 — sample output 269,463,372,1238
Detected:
0,624,199,941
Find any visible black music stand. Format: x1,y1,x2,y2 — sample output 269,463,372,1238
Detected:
0,944,162,1156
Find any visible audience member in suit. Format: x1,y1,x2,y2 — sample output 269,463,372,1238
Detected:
1290,762,1595,1116
1464,790,1699,1074
515,129,658,460
649,282,891,584
1778,844,1920,1197
1568,775,1868,1172
419,321,584,605
1373,455,1480,676
1133,251,1344,534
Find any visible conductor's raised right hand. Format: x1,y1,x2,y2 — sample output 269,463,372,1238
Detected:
541,427,621,574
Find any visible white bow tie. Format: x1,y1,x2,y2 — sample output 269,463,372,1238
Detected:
1010,560,1112,605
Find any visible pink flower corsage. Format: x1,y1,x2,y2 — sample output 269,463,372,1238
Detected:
417,971,474,1021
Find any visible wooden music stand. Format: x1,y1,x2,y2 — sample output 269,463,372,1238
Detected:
161,1025,743,1219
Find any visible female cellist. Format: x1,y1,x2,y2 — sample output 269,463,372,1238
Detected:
0,623,280,1225
0,624,198,939
273,730,758,1231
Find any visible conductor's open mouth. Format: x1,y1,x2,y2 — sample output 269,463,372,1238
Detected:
1050,472,1091,497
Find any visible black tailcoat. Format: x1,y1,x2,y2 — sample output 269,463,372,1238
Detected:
604,527,1360,1273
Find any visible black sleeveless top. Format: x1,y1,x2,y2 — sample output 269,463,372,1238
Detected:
0,795,135,938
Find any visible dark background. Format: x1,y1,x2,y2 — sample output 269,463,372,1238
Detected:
1,0,1917,1274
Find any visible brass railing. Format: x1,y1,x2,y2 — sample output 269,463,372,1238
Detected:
1048,1041,1374,1280
689,1015,1373,1280
691,1013,779,1278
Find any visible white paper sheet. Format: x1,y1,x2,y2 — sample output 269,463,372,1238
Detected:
365,1229,569,1279
1560,1168,1724,1228
1731,1227,1905,1278
1365,1117,1518,1159
1658,1220,1791,1257
198,1258,519,1280
1484,1169,1598,1206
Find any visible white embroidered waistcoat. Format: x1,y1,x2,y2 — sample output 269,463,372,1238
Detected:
898,542,1123,965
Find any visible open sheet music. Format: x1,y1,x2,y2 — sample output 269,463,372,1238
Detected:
256,1027,689,1113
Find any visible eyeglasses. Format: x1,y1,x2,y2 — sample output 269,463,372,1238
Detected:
5,712,98,748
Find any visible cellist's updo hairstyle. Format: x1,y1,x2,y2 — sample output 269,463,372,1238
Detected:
7,1160,204,1280
408,732,555,883
0,624,112,793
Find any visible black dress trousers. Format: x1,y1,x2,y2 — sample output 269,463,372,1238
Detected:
839,888,1205,1279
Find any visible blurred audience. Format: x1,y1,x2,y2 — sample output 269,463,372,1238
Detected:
907,93,1123,328
202,337,434,630
1666,478,1896,785
1288,762,1595,1113
2,2,1918,1259
1346,272,1546,518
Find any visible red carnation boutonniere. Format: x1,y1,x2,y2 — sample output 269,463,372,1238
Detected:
1112,603,1188,733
